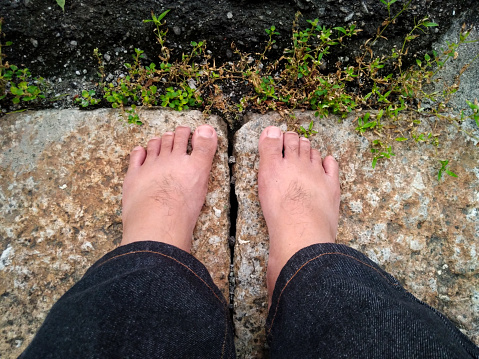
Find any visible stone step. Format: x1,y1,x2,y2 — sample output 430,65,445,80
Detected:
1,109,478,358
233,111,479,358
0,109,231,357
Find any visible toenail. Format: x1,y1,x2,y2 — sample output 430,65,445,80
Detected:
133,146,143,151
197,126,214,138
301,137,309,142
266,127,282,138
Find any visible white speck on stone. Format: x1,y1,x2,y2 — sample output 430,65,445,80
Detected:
214,207,221,218
0,245,14,270
349,200,363,213
428,278,437,292
237,238,250,244
409,237,424,251
466,207,478,222
367,191,379,207
373,223,386,237
443,264,448,269
411,172,426,192
59,184,67,189
227,12,233,19
438,270,442,275
208,235,221,245
81,241,94,251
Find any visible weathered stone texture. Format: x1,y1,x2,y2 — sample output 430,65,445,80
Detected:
0,109,230,358
233,111,479,358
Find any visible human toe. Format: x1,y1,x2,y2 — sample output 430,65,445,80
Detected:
172,126,191,154
259,126,283,160
128,145,147,169
144,137,161,162
299,137,311,161
191,124,218,163
283,131,300,159
159,132,174,156
323,155,339,180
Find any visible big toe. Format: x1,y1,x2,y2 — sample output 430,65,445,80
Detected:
191,125,218,164
259,126,284,161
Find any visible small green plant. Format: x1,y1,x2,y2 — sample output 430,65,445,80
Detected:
1,19,46,111
298,121,318,138
465,99,479,127
76,4,478,179
437,160,458,181
355,113,379,134
160,86,201,111
76,90,100,107
371,141,395,169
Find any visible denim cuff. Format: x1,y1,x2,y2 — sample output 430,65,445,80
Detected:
83,241,229,308
266,243,401,332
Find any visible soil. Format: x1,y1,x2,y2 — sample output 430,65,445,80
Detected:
0,0,477,113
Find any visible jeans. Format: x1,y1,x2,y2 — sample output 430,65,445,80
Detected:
20,241,479,358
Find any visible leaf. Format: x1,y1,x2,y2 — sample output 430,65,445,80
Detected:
10,86,24,96
157,9,171,22
5,41,13,46
446,170,458,178
377,109,384,121
56,0,65,11
372,157,378,169
423,22,438,27
395,137,408,141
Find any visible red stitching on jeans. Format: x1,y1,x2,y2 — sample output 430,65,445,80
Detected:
266,252,399,336
97,250,229,358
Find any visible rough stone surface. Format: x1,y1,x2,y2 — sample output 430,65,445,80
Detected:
0,109,230,358
431,10,479,113
233,111,479,358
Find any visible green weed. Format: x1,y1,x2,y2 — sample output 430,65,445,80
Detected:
437,160,458,181
75,4,478,179
298,121,318,138
0,18,46,110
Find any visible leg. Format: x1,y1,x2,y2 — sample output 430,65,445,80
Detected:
21,125,235,358
258,126,479,358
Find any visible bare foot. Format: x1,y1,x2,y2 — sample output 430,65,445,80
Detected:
121,125,218,252
258,126,340,303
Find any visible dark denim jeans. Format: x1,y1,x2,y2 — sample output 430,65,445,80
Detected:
21,241,479,358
